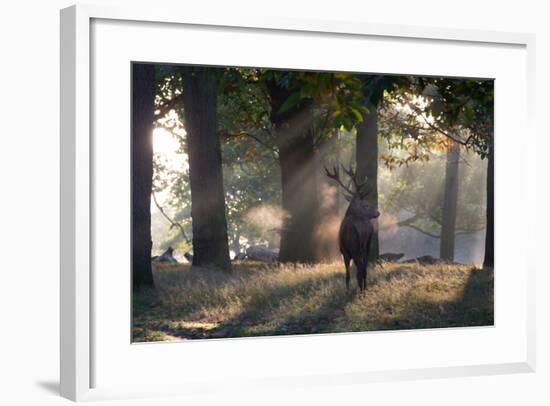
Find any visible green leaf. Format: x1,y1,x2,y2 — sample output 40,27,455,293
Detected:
349,107,364,123
463,104,475,124
277,91,302,115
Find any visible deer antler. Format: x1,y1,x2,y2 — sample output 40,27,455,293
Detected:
341,164,370,196
324,165,355,197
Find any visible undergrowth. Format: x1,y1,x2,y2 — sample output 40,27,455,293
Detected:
132,261,493,342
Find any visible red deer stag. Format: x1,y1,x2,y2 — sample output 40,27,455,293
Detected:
325,165,380,291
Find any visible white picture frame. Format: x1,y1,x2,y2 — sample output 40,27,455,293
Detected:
60,3,537,402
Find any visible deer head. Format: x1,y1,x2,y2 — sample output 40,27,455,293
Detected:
324,164,380,219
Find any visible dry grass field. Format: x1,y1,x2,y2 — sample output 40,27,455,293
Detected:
132,261,493,342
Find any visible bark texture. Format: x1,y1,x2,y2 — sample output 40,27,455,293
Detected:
318,131,342,261
440,141,461,261
355,106,380,261
180,66,232,272
132,63,155,289
483,142,494,268
267,81,320,263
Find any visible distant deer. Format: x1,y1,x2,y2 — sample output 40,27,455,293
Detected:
152,247,178,264
325,165,380,291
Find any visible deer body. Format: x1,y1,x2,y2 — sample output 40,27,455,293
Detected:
339,209,377,290
325,165,380,291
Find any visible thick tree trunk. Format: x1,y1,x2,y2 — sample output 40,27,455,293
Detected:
267,81,320,263
440,141,461,261
356,106,379,261
483,142,494,268
180,67,232,272
318,130,342,261
277,125,320,263
132,63,155,289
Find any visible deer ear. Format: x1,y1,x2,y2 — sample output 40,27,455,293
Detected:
357,183,369,196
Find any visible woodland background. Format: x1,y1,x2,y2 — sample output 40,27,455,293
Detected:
130,65,494,341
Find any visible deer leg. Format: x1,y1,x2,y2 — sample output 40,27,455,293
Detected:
343,253,351,290
356,259,368,292
363,258,369,290
356,260,364,291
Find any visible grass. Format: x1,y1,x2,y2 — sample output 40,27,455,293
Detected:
132,260,493,342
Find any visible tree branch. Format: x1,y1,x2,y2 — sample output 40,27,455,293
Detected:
402,223,441,239
152,192,190,244
455,227,486,235
414,107,474,146
222,130,277,153
380,212,485,239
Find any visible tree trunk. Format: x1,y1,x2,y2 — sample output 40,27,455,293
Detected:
356,105,379,261
267,81,320,263
277,125,320,263
180,67,232,272
440,141,461,261
318,130,342,261
483,142,494,268
132,63,155,289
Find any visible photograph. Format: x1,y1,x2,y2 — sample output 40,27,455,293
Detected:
131,63,494,342
1,0,544,403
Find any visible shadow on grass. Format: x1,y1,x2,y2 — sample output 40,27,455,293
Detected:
366,267,494,331
133,263,494,341
211,282,357,338
133,265,255,321
139,269,350,340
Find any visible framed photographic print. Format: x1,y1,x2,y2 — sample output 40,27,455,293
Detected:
60,4,536,402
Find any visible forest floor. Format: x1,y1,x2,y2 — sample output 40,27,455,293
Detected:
132,260,493,342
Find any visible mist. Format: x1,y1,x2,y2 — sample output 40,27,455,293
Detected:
132,65,494,341
151,130,487,265
148,69,491,267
